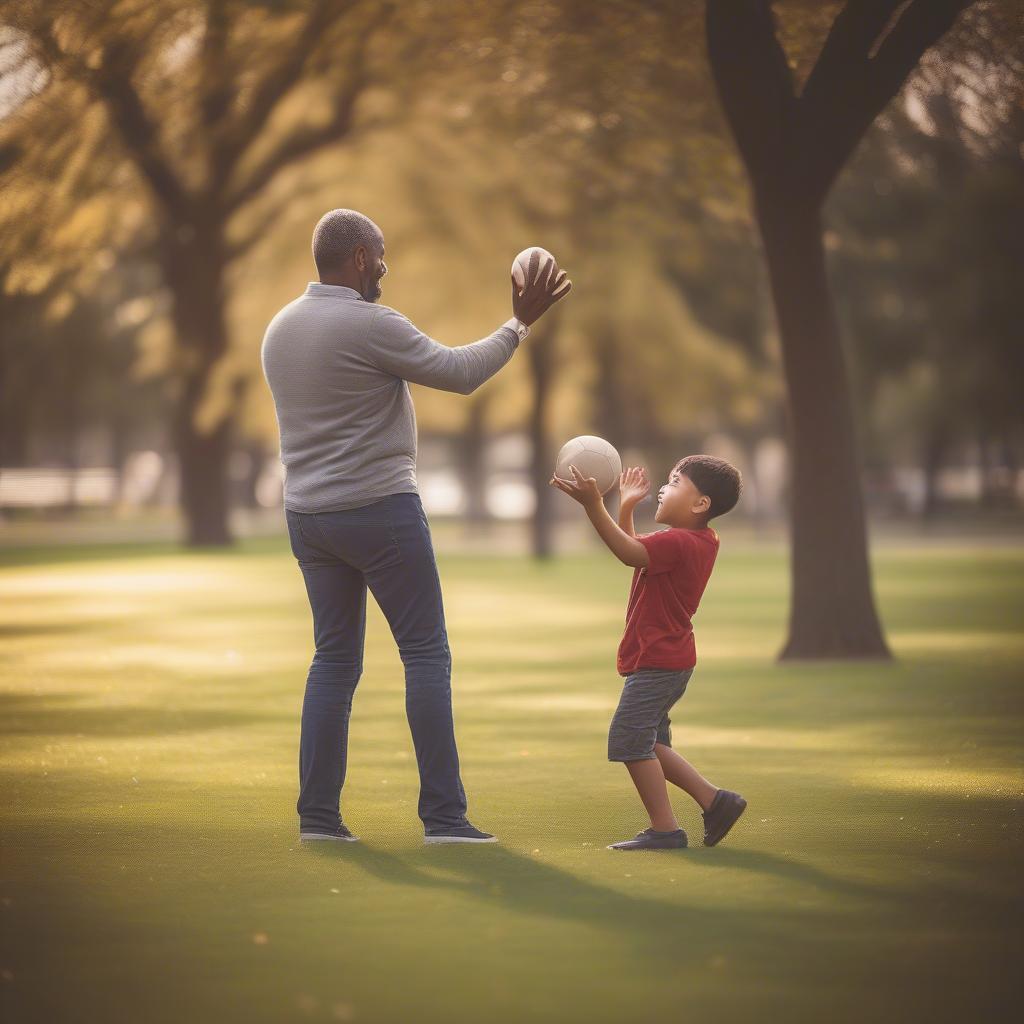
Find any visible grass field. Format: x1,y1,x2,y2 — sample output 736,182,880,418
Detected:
1,533,1022,1023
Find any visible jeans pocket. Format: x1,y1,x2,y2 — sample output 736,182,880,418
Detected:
309,504,401,573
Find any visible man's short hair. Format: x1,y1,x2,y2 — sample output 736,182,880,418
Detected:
675,455,742,518
312,209,382,275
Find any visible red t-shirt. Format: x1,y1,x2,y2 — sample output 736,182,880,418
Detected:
616,527,720,675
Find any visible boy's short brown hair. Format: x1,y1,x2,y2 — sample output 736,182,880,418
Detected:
675,455,742,519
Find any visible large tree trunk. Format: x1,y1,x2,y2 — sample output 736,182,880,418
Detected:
175,405,232,546
706,0,971,659
758,198,889,658
163,225,234,547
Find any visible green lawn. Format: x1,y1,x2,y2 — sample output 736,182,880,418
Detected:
1,535,1021,1023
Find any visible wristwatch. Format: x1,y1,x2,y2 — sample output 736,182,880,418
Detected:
502,317,531,343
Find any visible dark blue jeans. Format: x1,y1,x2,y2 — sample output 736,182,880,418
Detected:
284,492,469,833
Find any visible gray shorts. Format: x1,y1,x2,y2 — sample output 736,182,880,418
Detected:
608,667,693,762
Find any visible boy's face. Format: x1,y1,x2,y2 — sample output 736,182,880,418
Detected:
654,466,711,528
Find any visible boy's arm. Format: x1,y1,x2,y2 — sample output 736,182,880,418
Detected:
618,501,636,538
586,501,650,568
617,466,649,538
550,467,649,569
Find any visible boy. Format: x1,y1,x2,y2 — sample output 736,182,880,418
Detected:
549,455,746,851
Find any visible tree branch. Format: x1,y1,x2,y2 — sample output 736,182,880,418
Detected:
199,0,231,135
223,3,399,214
801,0,904,101
705,0,798,198
93,37,193,221
868,0,974,108
799,0,975,201
30,23,191,224
209,0,338,194
225,172,327,262
223,68,366,214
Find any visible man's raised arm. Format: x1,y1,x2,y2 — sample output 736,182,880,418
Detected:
364,259,572,395
366,306,523,395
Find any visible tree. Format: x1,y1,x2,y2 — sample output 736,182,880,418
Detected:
827,18,1024,515
1,0,464,544
705,0,975,658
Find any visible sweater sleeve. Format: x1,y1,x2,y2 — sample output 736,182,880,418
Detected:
365,305,519,395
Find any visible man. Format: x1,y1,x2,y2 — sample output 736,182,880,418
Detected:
261,209,571,844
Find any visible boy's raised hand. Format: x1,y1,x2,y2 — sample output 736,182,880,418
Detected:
549,465,603,509
619,466,650,507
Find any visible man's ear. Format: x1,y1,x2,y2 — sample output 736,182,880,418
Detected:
354,245,367,272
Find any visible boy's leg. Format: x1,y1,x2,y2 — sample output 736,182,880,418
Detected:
655,740,747,845
609,670,694,833
624,758,678,832
654,743,718,812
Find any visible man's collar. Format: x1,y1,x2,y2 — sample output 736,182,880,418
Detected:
304,282,363,300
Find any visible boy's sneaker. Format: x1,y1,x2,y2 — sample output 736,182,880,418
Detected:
299,823,358,843
702,789,747,846
424,824,497,844
608,827,688,851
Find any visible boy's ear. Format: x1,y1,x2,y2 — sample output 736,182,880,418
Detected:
694,494,711,514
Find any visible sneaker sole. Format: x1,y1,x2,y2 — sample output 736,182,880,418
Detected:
607,841,688,851
299,832,359,843
606,845,687,851
423,835,498,844
704,796,747,847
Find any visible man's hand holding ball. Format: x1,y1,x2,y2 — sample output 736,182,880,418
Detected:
511,246,572,326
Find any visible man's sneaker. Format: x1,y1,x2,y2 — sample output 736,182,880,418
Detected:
702,789,747,846
424,824,497,844
299,823,358,843
608,827,688,851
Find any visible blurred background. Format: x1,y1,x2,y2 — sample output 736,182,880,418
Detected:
0,0,1021,561
2,6,1023,1021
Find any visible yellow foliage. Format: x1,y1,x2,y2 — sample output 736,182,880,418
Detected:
44,290,74,324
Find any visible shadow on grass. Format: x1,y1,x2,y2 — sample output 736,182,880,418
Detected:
302,841,806,971
0,620,124,639
299,820,1021,956
297,839,903,977
0,691,268,737
2,804,1019,1022
0,536,288,570
309,839,889,910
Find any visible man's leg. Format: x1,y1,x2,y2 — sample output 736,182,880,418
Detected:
654,743,718,812
286,511,367,834
362,495,468,832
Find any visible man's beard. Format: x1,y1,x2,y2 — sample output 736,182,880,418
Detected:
366,276,383,302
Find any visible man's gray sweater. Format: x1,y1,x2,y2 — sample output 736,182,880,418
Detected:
260,282,523,513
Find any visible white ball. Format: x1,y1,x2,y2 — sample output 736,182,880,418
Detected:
554,435,622,496
512,246,569,296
